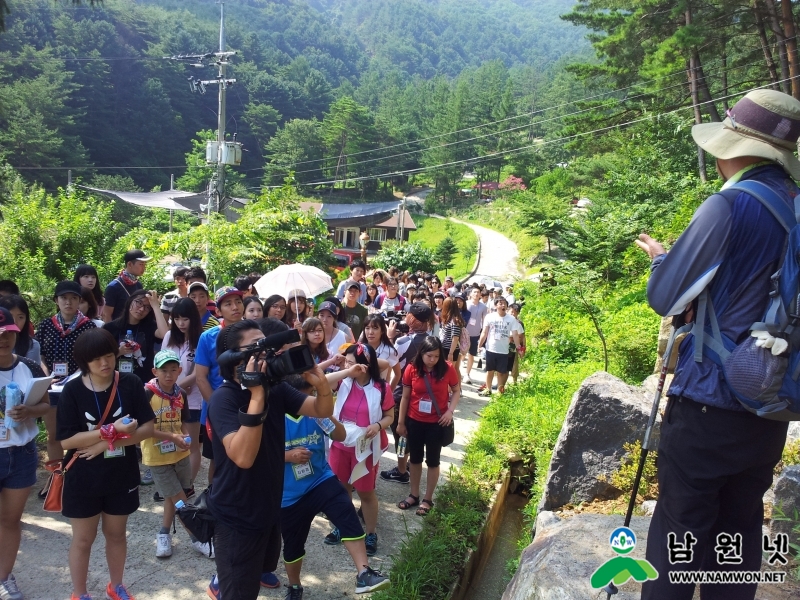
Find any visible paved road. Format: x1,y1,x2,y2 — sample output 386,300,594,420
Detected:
433,215,523,284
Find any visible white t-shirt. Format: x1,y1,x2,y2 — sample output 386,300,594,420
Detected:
374,342,399,382
483,313,521,355
162,331,203,411
0,357,47,447
326,329,347,357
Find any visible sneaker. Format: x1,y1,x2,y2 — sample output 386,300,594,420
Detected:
324,527,341,545
206,574,220,600
155,533,172,558
284,584,304,600
365,532,378,556
476,384,487,392
462,375,472,385
153,491,164,502
260,572,280,589
192,540,215,558
71,595,92,600
140,468,154,486
379,466,410,484
105,583,135,600
355,566,390,594
0,574,23,600
478,389,492,397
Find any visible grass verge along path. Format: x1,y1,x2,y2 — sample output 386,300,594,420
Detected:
410,215,478,281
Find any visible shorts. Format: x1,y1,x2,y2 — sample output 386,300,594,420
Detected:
329,444,378,493
443,347,460,362
507,351,516,372
0,440,37,491
485,351,509,374
184,409,202,424
201,423,214,460
215,521,282,600
150,456,191,498
62,485,140,519
281,476,363,563
469,336,480,357
405,417,444,468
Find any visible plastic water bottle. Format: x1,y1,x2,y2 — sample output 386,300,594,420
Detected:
122,417,133,425
315,418,336,435
124,330,134,356
184,436,192,445
175,500,185,509
4,382,21,428
396,436,407,459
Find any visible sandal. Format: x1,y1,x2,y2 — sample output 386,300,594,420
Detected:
416,499,434,516
397,494,419,510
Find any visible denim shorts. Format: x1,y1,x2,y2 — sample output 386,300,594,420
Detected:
0,440,38,491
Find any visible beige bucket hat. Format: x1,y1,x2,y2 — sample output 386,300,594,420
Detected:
692,89,800,180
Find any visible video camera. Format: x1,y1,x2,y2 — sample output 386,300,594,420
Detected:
381,310,409,335
217,328,315,387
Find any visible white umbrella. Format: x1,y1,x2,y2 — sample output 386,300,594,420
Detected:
254,264,333,301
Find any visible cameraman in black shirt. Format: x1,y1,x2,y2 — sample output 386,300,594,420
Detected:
207,318,333,600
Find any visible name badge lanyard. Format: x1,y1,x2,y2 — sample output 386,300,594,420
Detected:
53,314,79,376
155,384,178,453
89,376,125,458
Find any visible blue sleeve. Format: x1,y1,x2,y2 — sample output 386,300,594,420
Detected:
103,280,124,310
647,193,732,316
195,329,216,368
336,281,346,299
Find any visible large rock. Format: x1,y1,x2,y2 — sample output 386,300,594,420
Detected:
539,372,659,511
502,511,652,600
771,466,800,546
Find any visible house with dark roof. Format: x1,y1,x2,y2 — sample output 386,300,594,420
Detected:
299,201,416,254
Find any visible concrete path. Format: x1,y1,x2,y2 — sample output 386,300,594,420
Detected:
433,215,523,284
15,379,493,600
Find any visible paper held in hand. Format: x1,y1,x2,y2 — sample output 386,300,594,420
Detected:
24,376,54,406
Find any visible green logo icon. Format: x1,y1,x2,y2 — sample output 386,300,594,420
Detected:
590,527,659,589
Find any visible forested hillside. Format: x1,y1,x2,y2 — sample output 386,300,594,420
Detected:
0,0,586,192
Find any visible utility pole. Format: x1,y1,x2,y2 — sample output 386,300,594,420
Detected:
165,1,241,215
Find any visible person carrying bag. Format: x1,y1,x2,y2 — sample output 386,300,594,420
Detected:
396,336,461,517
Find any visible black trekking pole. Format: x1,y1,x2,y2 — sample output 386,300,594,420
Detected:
624,316,685,527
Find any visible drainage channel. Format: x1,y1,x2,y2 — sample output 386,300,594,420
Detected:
463,493,529,600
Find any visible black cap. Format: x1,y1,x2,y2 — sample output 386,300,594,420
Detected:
345,280,361,290
408,302,432,321
123,249,152,264
54,280,82,298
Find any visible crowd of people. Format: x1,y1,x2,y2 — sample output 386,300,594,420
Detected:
0,253,525,600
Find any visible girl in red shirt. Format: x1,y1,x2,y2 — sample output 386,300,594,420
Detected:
397,336,461,516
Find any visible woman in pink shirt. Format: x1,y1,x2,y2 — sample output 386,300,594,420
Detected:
326,343,394,557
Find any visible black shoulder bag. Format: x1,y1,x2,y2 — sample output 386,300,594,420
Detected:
422,373,455,447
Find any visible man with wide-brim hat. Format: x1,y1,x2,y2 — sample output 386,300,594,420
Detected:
636,89,800,600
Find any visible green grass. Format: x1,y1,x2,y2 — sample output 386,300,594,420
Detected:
372,348,598,600
409,215,478,281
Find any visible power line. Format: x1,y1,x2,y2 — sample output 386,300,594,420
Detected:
253,76,798,190
257,52,796,178
258,45,799,173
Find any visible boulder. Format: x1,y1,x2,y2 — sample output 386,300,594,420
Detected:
771,466,800,546
502,511,652,600
539,372,658,512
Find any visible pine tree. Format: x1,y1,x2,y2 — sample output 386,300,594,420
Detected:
435,236,458,275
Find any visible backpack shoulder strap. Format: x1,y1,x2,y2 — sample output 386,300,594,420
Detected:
729,180,797,231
